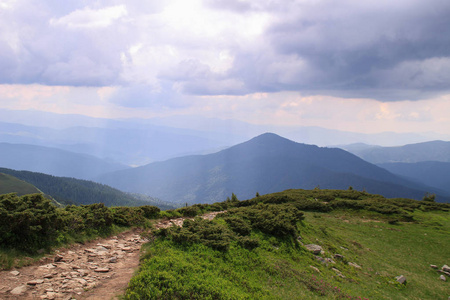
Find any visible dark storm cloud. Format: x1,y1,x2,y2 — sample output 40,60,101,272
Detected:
1,0,450,102
224,0,450,100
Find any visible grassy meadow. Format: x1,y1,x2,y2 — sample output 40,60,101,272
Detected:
125,189,449,299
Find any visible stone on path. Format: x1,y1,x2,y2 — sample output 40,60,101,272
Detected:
10,285,27,295
27,279,44,285
94,267,110,273
54,254,64,262
10,270,20,276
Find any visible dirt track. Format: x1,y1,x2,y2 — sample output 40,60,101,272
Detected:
0,211,225,300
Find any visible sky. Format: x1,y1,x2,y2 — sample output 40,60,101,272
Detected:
1,0,450,135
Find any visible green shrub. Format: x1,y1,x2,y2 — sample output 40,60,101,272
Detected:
223,216,252,236
0,193,63,252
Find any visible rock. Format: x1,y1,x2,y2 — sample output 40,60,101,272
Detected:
97,244,111,249
108,256,118,263
10,285,27,295
315,256,326,264
305,244,323,255
443,265,450,272
332,268,346,278
96,246,109,252
54,254,64,262
324,258,336,264
27,279,45,285
440,275,447,281
94,267,110,273
43,273,53,279
77,269,89,276
309,266,320,273
348,262,362,269
10,270,20,276
40,263,56,269
396,275,407,284
334,254,344,259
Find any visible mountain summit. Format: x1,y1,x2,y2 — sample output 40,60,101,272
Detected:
97,133,443,204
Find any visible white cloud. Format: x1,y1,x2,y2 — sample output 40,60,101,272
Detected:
50,5,128,29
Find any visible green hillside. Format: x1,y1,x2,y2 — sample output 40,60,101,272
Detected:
0,173,41,196
126,189,450,300
0,168,170,208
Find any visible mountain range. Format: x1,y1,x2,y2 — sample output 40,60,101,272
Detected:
342,140,450,164
378,161,450,195
0,143,128,180
97,133,448,204
2,109,449,167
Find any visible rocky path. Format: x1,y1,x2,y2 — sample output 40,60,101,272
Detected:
0,211,225,300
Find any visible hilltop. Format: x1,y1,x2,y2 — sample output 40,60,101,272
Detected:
97,133,447,204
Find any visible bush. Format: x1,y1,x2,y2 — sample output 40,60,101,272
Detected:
0,193,63,252
223,216,252,236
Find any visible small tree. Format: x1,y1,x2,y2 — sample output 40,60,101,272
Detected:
422,192,436,202
231,193,238,202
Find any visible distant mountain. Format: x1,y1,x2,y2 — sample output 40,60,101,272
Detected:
0,168,169,208
342,140,450,164
3,109,450,167
0,121,242,166
97,133,447,204
378,161,450,195
0,143,128,180
0,172,41,196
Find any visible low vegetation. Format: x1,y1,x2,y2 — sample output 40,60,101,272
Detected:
0,193,160,269
1,188,449,299
125,189,449,300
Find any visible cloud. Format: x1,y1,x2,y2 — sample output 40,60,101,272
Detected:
0,0,449,102
50,5,127,29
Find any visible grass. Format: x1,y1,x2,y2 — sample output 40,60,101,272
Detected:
0,173,41,196
126,191,449,299
299,210,450,300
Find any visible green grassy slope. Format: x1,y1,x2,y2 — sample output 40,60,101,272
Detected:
0,168,168,208
0,173,41,196
126,189,450,300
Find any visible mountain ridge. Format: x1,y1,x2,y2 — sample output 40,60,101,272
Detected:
97,133,448,204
